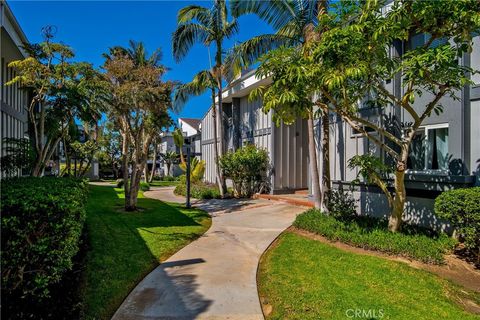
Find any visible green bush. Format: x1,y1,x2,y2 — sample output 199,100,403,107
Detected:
116,178,124,188
1,177,89,301
326,187,357,220
435,187,480,255
140,181,150,191
162,175,176,181
174,181,221,200
293,209,456,264
218,144,270,197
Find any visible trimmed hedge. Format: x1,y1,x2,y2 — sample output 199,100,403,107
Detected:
294,209,456,264
435,187,480,255
1,177,89,302
174,181,221,199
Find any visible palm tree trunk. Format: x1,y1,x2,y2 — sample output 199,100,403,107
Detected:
307,109,322,209
210,88,225,198
321,111,330,210
215,41,227,197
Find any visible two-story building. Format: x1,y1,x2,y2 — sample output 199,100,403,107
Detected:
1,0,29,177
201,35,480,230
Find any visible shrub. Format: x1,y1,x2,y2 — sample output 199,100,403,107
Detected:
326,187,357,220
218,144,270,197
140,181,150,191
179,157,206,182
116,178,124,188
1,177,89,302
163,175,176,181
435,187,480,256
174,181,221,200
293,209,456,264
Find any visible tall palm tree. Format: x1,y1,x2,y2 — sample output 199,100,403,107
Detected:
228,0,330,210
173,69,225,196
172,0,238,197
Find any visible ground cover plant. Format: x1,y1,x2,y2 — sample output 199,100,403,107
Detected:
258,232,480,320
82,184,211,319
1,177,89,318
174,180,221,199
294,209,456,264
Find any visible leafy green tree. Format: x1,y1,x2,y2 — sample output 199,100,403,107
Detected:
103,41,173,211
97,122,122,179
6,28,105,176
312,0,480,231
173,69,226,192
230,0,330,209
172,0,238,197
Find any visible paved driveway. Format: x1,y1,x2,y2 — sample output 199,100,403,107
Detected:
112,187,304,320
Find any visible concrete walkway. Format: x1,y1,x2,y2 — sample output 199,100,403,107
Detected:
112,187,305,320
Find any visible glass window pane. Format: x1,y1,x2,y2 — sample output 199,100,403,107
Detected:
427,128,448,170
408,131,425,170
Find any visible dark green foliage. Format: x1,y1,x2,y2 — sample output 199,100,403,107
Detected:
162,175,176,181
435,187,480,255
174,181,221,200
325,187,357,220
140,182,150,192
1,177,89,303
294,209,456,264
218,144,270,197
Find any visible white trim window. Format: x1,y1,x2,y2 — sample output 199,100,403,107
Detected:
407,124,449,173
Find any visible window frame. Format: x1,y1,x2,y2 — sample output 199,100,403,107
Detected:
406,123,449,174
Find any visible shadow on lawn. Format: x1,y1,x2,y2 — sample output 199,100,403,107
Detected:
84,185,212,319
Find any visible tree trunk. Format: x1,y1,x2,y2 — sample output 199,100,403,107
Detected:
388,148,408,232
166,163,171,176
31,158,43,177
211,89,226,198
149,144,157,183
307,110,322,209
143,165,148,183
215,41,227,197
321,111,330,211
121,133,131,210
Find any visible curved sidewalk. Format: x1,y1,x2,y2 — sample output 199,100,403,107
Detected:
112,187,305,320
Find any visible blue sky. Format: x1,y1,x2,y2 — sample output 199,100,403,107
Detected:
9,1,273,124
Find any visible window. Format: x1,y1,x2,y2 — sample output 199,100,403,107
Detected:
351,125,376,137
407,124,449,172
408,33,448,51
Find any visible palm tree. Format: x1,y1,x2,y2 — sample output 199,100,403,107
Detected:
172,0,238,197
163,151,178,177
173,69,225,196
228,0,330,210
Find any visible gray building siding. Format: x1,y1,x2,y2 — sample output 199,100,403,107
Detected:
319,34,480,230
1,2,29,177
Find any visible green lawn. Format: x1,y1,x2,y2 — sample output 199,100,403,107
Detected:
82,185,211,319
149,180,180,187
258,232,480,320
